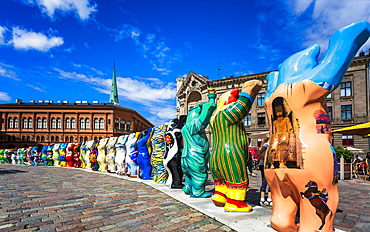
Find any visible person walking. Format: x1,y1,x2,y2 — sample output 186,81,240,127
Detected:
257,134,272,206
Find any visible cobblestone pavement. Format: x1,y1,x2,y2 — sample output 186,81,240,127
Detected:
0,164,234,232
0,164,369,232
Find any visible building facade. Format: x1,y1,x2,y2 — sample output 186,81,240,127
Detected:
176,52,370,151
0,100,153,149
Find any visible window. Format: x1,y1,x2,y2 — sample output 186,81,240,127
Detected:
257,93,265,106
115,119,119,129
66,136,69,142
94,119,99,129
80,137,83,143
42,118,47,129
327,92,332,99
37,118,42,129
57,118,61,129
66,118,71,129
340,82,351,97
23,118,28,129
36,136,40,142
22,136,25,141
257,112,266,125
99,119,104,129
244,114,251,126
80,119,85,129
342,135,354,146
70,136,73,142
327,106,333,121
126,121,131,131
55,136,59,142
28,118,33,129
14,118,18,128
86,119,90,129
84,136,88,142
51,136,55,142
120,120,125,130
71,118,76,129
26,136,30,141
41,136,44,142
341,105,352,120
51,118,56,129
8,118,13,128
94,137,98,141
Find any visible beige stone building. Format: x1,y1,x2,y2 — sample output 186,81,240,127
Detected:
176,52,370,151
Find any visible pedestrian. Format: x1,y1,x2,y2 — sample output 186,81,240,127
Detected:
257,134,272,206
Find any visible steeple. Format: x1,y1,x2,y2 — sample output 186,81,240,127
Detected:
109,62,119,105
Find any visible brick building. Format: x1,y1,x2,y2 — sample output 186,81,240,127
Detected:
176,52,370,151
0,100,153,149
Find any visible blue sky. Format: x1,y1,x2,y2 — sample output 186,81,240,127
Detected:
1,0,370,126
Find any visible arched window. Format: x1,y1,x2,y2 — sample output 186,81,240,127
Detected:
99,119,104,130
55,136,59,142
65,136,69,142
8,118,14,128
94,137,98,141
80,119,85,129
120,120,125,130
28,118,33,129
126,121,131,131
51,136,55,142
14,118,18,128
114,119,119,129
51,118,56,129
70,136,74,142
80,137,83,143
66,118,71,129
11,135,15,141
86,118,90,129
37,118,42,129
26,136,30,141
57,118,61,129
99,137,102,140
42,118,47,129
94,119,99,129
36,136,40,142
41,136,44,142
84,136,88,142
71,118,76,129
22,136,25,141
23,118,28,129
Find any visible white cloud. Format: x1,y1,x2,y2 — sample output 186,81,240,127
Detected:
0,26,7,45
11,27,64,52
27,0,97,20
0,92,11,102
0,62,20,81
282,0,370,52
27,84,46,92
54,68,177,105
113,24,182,75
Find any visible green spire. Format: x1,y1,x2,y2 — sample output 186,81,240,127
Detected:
109,62,119,105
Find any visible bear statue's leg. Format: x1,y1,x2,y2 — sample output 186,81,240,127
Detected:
266,170,299,232
182,171,191,195
224,188,253,213
212,179,228,207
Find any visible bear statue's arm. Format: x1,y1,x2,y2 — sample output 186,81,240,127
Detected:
221,92,254,124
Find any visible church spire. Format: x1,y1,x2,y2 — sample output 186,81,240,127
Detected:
109,62,119,105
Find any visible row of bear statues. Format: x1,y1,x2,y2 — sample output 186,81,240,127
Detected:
0,116,187,188
1,22,369,232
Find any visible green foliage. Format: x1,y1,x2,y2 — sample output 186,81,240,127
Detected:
334,146,353,161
